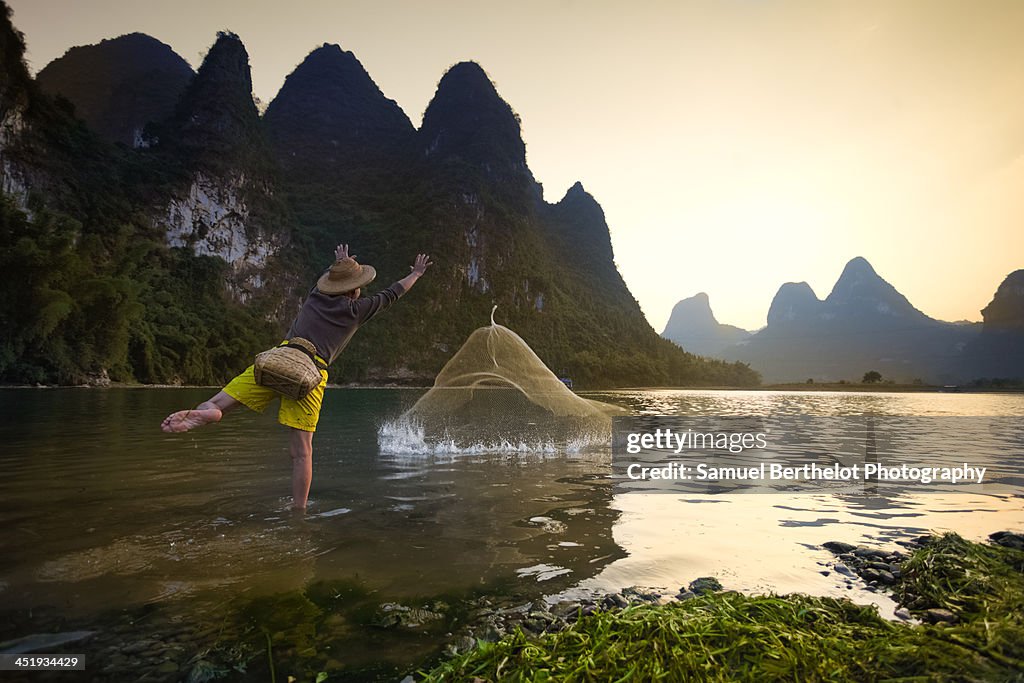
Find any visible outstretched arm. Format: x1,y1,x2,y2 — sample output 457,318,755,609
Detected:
398,254,433,292
351,253,432,323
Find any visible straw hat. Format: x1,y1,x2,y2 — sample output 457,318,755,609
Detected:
316,257,376,295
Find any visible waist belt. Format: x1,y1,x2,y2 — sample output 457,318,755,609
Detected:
280,339,328,371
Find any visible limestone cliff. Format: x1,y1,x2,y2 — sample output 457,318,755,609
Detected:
0,8,758,387
149,31,290,302
0,2,32,205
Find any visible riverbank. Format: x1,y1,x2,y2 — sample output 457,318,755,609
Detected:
761,382,1024,393
2,521,1021,682
416,531,1024,681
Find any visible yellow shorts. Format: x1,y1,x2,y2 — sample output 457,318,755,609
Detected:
223,363,329,432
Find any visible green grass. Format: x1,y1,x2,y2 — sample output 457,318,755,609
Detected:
420,533,1024,682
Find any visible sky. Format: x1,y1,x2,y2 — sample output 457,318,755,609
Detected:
9,0,1024,331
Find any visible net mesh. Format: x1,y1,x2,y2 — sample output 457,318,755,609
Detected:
379,308,622,453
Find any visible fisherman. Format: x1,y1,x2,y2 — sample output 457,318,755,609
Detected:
160,243,432,510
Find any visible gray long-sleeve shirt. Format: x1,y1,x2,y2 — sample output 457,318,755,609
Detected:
286,281,407,365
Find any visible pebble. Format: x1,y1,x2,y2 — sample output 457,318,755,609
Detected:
523,618,548,633
894,608,912,621
622,586,661,603
861,568,882,582
990,530,1024,550
552,601,583,619
823,541,857,554
688,577,723,595
853,548,890,561
923,608,957,624
480,624,503,642
602,594,628,609
444,639,468,657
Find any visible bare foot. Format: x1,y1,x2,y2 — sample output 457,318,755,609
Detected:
161,408,222,433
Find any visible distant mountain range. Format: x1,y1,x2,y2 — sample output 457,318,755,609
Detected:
0,6,757,388
662,257,1021,383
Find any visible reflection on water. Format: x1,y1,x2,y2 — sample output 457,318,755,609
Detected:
0,388,1022,677
593,388,1024,417
0,394,624,609
612,415,1021,496
0,388,623,678
576,389,1024,617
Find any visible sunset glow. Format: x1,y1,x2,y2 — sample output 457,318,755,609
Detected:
12,0,1024,330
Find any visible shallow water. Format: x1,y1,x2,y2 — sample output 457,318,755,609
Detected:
0,388,1022,680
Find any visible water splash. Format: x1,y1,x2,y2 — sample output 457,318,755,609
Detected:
377,313,622,455
377,417,570,456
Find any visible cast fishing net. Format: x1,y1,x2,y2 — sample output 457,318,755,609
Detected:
378,308,623,454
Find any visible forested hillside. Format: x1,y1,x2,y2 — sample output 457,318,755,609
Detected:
0,3,759,388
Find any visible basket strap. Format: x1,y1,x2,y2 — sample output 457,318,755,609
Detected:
278,339,328,371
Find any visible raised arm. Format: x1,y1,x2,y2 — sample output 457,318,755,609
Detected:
398,253,433,292
350,252,433,323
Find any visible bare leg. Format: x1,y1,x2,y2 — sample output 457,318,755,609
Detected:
161,391,241,433
289,428,314,511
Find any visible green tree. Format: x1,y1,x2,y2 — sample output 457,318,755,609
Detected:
862,370,882,384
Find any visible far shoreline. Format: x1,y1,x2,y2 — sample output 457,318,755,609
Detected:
2,382,1022,394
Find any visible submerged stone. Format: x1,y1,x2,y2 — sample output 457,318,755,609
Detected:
0,630,97,654
371,603,445,629
688,577,723,595
922,608,957,624
990,530,1024,550
823,541,857,554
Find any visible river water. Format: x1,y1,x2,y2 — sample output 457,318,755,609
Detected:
0,388,1022,681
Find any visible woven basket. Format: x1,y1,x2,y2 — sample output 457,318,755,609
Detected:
254,338,323,401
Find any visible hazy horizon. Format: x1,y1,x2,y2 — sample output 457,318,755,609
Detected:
9,0,1024,330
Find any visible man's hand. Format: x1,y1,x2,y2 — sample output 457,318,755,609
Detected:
335,244,354,261
410,254,433,276
399,253,433,292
